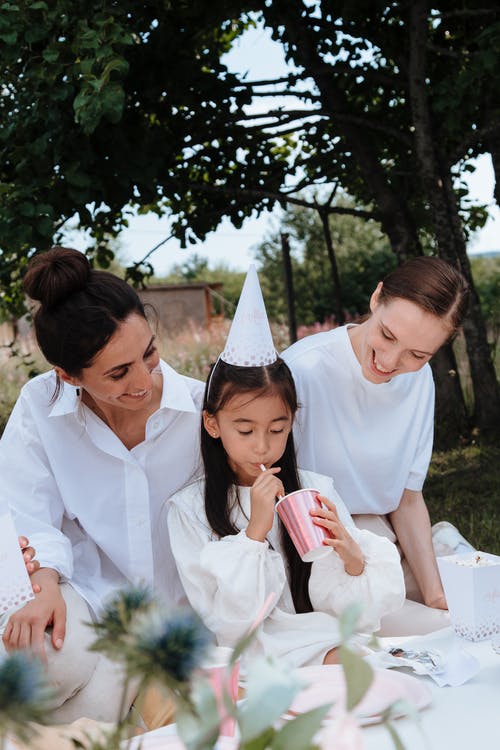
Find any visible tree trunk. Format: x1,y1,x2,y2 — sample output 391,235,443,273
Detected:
485,135,500,208
430,345,470,449
281,232,297,343
318,209,345,325
407,1,499,438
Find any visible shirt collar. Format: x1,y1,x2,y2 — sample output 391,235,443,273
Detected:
48,360,199,418
158,359,199,414
48,374,80,418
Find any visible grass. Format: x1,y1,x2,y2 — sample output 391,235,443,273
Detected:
425,443,500,555
1,322,498,556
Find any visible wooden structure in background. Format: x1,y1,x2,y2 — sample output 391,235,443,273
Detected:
139,282,224,337
0,282,225,356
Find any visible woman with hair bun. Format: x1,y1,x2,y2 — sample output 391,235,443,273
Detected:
282,256,471,635
0,247,204,722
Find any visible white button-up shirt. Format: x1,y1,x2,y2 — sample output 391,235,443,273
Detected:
0,360,204,618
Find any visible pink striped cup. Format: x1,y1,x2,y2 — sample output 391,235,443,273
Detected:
275,488,332,562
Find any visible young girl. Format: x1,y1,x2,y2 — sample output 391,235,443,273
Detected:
167,269,404,668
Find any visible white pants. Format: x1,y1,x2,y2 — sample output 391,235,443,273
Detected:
0,583,138,724
353,514,450,637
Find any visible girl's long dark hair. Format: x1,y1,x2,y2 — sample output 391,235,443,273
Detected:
201,357,313,613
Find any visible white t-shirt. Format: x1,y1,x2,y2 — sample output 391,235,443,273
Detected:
168,469,404,669
0,360,204,617
282,326,435,515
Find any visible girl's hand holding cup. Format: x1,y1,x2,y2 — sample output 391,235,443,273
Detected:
247,467,284,542
310,496,365,576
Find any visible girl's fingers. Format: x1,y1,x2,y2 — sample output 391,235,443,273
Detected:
259,466,281,476
254,472,284,497
317,495,337,512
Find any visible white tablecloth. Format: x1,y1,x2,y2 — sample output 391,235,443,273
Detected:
125,627,499,750
363,628,500,750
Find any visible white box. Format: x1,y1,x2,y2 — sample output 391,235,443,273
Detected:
437,551,500,641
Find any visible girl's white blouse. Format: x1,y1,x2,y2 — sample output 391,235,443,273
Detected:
167,469,405,668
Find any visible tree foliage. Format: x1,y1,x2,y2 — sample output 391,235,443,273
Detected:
254,199,396,325
1,0,499,436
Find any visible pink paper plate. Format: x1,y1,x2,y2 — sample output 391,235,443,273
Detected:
286,665,432,726
126,731,238,750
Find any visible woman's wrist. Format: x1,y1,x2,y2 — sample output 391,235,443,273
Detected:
30,567,60,589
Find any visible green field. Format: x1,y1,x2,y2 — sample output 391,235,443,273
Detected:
425,443,500,555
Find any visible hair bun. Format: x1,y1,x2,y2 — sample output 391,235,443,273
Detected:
23,246,91,309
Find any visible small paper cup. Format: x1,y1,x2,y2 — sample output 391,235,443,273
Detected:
200,646,240,736
275,488,332,562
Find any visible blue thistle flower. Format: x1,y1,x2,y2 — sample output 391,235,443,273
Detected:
129,606,212,686
90,584,154,658
0,652,53,739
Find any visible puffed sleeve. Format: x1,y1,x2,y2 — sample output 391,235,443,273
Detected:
299,469,405,631
168,485,287,645
309,528,405,632
0,391,73,580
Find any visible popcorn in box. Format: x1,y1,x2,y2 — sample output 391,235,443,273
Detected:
437,551,500,641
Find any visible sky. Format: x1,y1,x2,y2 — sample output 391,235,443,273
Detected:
63,26,500,276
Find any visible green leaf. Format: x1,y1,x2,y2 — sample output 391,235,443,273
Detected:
0,31,17,44
42,49,59,63
339,645,374,711
239,727,275,750
101,82,125,123
37,215,54,237
18,202,36,217
271,704,331,750
338,602,363,641
238,658,304,742
176,681,220,750
383,721,406,750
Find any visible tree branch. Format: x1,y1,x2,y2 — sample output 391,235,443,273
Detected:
449,122,500,166
186,181,379,221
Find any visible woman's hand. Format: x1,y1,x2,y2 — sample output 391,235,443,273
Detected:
246,467,284,542
2,568,66,661
310,495,365,576
18,536,41,593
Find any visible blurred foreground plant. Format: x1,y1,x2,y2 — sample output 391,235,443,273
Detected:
0,588,408,750
0,651,53,750
84,588,396,750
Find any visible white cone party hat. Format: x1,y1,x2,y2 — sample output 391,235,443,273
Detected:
221,265,276,366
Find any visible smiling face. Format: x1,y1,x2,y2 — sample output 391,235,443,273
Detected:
56,313,160,412
203,391,293,486
349,283,452,384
